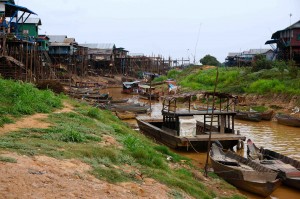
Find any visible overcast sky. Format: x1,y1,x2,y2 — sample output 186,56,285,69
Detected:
18,0,300,63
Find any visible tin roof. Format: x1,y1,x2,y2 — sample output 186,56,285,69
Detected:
49,42,71,47
227,52,240,57
80,43,115,50
11,18,41,25
244,49,272,55
48,35,67,43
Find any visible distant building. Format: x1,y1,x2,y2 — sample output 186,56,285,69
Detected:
225,49,274,66
48,35,78,55
80,43,115,61
265,19,300,64
11,18,41,39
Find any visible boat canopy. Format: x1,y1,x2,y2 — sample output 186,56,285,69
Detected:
122,81,140,88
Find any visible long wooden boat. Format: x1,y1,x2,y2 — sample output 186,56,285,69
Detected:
83,93,112,100
116,111,136,120
261,110,274,121
137,92,246,151
210,144,281,197
235,111,262,122
112,103,150,114
275,114,300,127
97,99,129,104
247,139,300,190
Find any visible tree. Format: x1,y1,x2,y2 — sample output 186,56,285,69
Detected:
200,54,220,66
251,54,272,72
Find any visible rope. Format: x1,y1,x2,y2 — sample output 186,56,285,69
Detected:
183,137,200,153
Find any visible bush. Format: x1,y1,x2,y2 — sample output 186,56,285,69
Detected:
288,60,298,79
247,79,285,94
251,55,272,72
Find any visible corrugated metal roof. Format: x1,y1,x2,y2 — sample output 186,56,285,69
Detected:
11,17,41,25
49,42,71,47
284,20,300,30
48,35,67,43
227,52,240,57
80,43,115,49
247,49,273,55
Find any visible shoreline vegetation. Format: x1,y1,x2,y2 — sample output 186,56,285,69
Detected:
0,77,245,199
153,65,300,114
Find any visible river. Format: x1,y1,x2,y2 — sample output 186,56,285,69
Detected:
103,87,300,199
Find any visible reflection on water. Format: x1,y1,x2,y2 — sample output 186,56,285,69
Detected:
105,87,300,199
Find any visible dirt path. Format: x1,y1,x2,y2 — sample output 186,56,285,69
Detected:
0,152,179,199
0,102,192,198
0,102,73,135
0,100,240,198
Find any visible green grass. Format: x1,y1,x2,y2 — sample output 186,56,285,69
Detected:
0,77,63,126
156,66,300,95
0,156,17,163
0,78,245,199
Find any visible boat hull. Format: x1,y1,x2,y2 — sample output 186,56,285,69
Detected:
236,112,262,122
284,177,300,190
136,117,245,151
276,115,300,127
210,146,281,197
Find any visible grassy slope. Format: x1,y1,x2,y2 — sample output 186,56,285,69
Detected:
156,66,300,96
0,78,245,199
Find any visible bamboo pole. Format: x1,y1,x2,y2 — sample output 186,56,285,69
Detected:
204,67,219,177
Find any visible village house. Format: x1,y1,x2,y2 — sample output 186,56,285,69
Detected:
225,49,274,66
265,19,300,64
80,43,116,74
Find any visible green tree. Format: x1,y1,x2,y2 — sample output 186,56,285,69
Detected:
200,54,220,66
251,54,272,72
272,60,287,79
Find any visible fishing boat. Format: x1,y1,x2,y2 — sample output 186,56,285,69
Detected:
261,110,274,121
111,103,150,114
247,139,300,189
122,81,140,94
97,98,129,104
136,92,246,151
210,143,281,197
275,114,300,127
235,111,262,122
116,111,136,120
83,93,112,100
138,84,160,101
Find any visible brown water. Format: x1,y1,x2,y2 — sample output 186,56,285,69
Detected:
105,87,300,199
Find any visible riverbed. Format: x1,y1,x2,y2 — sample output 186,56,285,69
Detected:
103,87,300,199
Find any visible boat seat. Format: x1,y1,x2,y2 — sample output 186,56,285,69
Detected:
218,160,240,166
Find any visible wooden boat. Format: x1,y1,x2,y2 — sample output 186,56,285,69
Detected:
116,111,136,120
261,110,274,121
210,144,281,197
235,111,262,122
111,103,150,114
138,84,160,101
97,99,129,104
83,93,112,100
275,114,300,127
247,139,300,189
122,81,140,94
137,92,246,151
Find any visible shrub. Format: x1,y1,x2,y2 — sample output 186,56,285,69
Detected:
247,79,285,94
251,55,272,72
